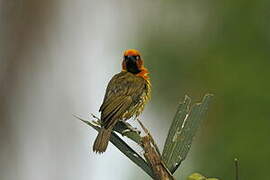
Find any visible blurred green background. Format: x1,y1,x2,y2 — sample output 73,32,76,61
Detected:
1,0,269,180
140,1,270,179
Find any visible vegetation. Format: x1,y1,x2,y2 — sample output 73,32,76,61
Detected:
77,94,216,180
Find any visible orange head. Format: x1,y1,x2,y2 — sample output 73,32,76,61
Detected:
122,49,144,74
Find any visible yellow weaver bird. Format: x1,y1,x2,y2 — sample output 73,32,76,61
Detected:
93,49,151,153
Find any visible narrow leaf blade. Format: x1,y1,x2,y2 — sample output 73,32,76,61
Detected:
162,94,213,173
162,95,191,169
74,115,154,178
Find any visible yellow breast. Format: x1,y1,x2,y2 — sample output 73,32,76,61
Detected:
122,78,151,120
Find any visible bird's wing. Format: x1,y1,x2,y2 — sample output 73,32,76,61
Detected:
99,72,145,128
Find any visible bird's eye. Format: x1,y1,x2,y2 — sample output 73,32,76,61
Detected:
124,56,128,59
136,55,140,60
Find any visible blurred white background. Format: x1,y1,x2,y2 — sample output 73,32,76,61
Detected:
0,0,198,179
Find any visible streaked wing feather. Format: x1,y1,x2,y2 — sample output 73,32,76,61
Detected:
102,97,132,128
99,72,146,129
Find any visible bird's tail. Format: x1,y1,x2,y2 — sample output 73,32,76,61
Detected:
93,128,112,153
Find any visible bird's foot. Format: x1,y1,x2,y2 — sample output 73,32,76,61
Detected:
120,121,141,135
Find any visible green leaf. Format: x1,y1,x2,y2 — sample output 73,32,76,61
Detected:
162,94,213,173
187,173,207,180
74,115,154,179
162,95,191,169
187,173,219,180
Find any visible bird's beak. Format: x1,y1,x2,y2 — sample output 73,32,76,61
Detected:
126,56,136,63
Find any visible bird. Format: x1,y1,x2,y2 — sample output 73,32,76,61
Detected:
93,49,151,153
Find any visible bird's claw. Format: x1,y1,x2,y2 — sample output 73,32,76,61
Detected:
120,121,141,135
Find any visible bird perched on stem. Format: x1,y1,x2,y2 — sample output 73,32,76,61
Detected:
93,49,151,153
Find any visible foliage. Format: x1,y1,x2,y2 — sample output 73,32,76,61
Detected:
76,94,215,179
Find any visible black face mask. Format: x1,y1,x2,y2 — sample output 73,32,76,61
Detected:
125,56,141,74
